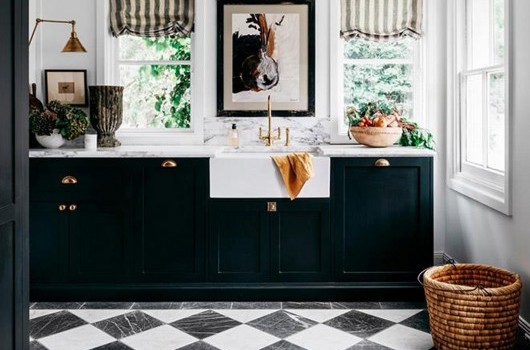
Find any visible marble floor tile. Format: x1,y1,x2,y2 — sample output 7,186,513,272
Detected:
282,302,332,309
81,302,134,310
346,340,395,349
214,309,277,323
230,302,282,309
177,341,222,350
131,302,182,310
91,342,134,350
368,324,434,350
29,341,48,350
31,302,85,310
93,311,163,339
142,309,206,324
398,310,430,333
324,310,395,338
286,324,362,350
38,324,116,350
31,310,87,339
203,324,279,350
261,340,306,350
331,302,382,310
379,302,427,310
180,302,232,309
170,310,241,339
121,325,197,350
357,309,423,323
69,309,132,323
30,309,62,320
247,310,316,338
285,309,351,323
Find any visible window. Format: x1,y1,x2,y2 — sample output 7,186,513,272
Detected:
448,0,510,214
118,36,192,129
330,11,423,143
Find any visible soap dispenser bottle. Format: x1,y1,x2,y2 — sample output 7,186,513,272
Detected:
228,123,240,147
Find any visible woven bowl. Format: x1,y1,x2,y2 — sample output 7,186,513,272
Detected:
350,126,403,148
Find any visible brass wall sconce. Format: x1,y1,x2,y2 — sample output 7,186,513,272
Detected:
28,18,87,53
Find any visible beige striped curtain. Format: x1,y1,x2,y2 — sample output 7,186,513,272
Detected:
341,0,423,41
110,0,194,37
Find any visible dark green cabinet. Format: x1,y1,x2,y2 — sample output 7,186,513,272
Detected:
332,158,433,283
134,159,207,282
209,199,331,283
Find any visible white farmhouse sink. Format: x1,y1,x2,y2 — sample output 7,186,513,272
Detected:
210,151,330,199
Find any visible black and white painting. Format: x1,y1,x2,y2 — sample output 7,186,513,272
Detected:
218,3,314,117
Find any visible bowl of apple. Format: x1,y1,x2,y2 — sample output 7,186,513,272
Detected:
349,110,403,148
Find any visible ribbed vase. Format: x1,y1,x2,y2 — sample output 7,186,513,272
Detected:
89,86,124,147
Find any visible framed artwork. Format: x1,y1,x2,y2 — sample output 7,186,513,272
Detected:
217,0,315,117
44,70,88,107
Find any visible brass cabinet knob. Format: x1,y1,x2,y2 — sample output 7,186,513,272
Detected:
61,175,78,185
375,159,391,167
161,160,177,168
58,204,67,212
69,204,78,212
267,202,278,212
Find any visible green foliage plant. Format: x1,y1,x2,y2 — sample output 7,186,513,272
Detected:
30,101,89,140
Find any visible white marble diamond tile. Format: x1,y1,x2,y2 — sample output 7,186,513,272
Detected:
203,324,279,350
285,324,362,350
368,324,434,350
357,309,423,323
285,309,351,323
142,309,207,324
214,309,277,323
38,324,115,350
121,325,197,350
69,310,131,323
30,310,62,320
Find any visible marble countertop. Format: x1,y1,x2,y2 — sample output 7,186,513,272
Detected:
29,145,436,158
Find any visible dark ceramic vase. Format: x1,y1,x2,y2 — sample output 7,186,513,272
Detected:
89,86,124,147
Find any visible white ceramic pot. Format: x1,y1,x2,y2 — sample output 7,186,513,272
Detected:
35,129,65,149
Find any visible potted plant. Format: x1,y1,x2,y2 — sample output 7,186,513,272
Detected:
30,100,89,149
346,102,435,150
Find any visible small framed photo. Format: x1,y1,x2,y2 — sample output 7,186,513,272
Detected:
44,70,88,107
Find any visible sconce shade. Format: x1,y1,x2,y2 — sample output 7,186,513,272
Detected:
62,32,87,53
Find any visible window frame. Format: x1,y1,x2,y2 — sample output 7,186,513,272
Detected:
96,0,205,145
447,0,512,215
329,0,425,144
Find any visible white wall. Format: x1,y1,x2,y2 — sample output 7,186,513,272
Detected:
30,0,447,252
445,0,530,321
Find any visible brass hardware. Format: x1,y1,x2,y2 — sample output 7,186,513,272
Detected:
58,204,67,212
259,96,281,146
375,159,391,167
161,160,177,168
285,128,290,147
29,18,87,53
61,175,78,185
69,204,77,212
267,202,278,212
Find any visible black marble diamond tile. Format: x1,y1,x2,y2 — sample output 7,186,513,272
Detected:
93,310,163,339
380,301,427,309
30,310,87,339
131,302,182,310
248,310,316,338
399,310,430,333
261,340,307,349
324,310,394,338
230,302,282,309
331,302,381,310
31,302,85,310
180,302,232,309
81,302,134,310
177,341,222,349
170,310,241,339
514,329,530,350
346,340,394,349
91,341,134,350
282,302,331,309
29,341,48,350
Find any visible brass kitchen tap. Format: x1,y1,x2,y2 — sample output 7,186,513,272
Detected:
259,96,281,146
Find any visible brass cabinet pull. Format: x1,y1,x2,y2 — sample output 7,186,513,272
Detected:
61,175,78,185
69,204,78,212
58,204,67,212
267,202,278,212
161,160,177,168
375,159,390,167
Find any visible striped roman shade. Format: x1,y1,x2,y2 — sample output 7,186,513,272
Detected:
110,0,194,37
341,0,423,41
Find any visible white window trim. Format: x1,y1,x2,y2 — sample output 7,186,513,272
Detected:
447,0,512,215
96,1,205,145
329,0,425,144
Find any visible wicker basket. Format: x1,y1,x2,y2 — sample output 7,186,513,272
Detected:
421,264,522,350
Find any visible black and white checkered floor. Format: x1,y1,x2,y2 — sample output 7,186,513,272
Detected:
30,302,530,350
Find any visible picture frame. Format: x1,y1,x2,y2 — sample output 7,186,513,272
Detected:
44,69,88,107
217,0,315,117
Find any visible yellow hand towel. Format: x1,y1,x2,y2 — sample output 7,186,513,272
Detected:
272,152,314,200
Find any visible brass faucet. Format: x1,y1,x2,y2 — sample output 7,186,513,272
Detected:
259,96,281,146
